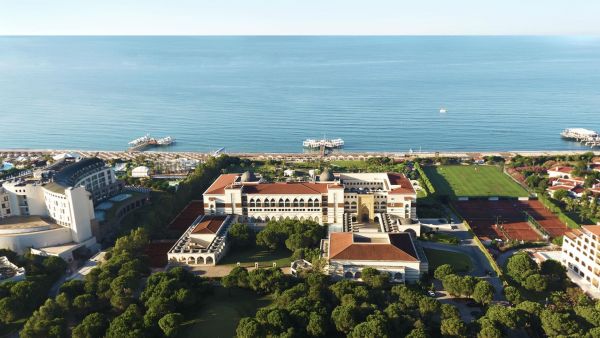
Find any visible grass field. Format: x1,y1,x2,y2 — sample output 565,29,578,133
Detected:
178,287,273,338
219,246,293,268
424,248,473,273
423,165,528,199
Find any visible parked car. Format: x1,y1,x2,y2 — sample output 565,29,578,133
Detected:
427,290,436,297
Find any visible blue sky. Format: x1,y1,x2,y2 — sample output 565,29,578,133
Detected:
1,0,599,35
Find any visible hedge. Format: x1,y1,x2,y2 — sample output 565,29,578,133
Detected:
415,163,436,195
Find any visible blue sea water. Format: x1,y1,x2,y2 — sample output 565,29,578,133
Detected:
0,36,599,153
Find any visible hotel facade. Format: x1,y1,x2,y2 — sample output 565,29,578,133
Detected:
561,225,600,297
0,157,119,255
203,170,417,226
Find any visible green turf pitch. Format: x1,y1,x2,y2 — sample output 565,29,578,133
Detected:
423,165,529,199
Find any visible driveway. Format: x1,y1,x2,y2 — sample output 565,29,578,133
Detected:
420,240,505,301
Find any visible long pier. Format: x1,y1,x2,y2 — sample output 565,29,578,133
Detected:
0,149,598,163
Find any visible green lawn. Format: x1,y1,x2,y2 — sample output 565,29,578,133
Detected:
424,248,473,273
423,165,528,199
219,246,293,269
178,287,273,338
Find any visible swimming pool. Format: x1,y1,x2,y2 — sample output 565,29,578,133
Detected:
95,202,114,210
109,194,132,202
0,162,14,171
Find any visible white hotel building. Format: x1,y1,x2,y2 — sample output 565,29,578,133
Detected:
0,158,119,256
561,225,600,297
203,170,418,227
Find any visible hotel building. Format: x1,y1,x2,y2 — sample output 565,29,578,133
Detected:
0,157,119,256
203,170,417,227
323,232,426,283
561,225,600,297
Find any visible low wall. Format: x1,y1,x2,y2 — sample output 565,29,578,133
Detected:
0,227,72,254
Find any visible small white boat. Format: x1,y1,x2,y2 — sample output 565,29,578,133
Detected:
439,108,447,113
156,136,175,146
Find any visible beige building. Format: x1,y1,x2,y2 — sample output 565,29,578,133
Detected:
203,170,417,226
167,215,235,266
562,225,600,297
323,232,426,283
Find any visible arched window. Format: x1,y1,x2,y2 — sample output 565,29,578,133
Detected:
293,198,299,208
285,199,291,207
344,271,353,279
256,199,262,207
354,271,362,279
249,199,256,208
278,198,284,207
307,198,313,207
313,199,320,207
394,272,403,280
264,199,270,207
299,199,305,207
271,198,276,207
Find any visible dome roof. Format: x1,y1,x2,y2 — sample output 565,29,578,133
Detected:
240,171,257,182
319,168,334,182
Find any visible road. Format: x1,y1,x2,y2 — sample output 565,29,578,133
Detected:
420,220,506,301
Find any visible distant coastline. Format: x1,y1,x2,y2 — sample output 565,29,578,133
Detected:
1,148,598,162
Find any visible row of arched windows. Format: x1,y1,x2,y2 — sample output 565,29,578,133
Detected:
253,215,320,223
248,197,320,208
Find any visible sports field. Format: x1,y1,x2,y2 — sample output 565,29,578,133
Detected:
423,165,529,199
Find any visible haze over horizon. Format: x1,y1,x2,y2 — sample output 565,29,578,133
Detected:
1,0,600,36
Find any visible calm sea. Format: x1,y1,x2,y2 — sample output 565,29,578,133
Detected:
1,36,599,153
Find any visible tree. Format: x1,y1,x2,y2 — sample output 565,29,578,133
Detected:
247,268,287,294
105,304,145,338
552,189,569,201
458,276,477,298
72,312,108,338
477,323,502,338
503,286,522,304
0,296,21,323
523,274,547,292
441,304,460,320
473,280,494,306
331,304,358,334
306,312,328,337
540,309,582,337
442,274,463,297
506,253,538,284
405,327,428,338
349,312,389,338
236,317,263,338
72,294,99,317
484,305,522,330
440,317,466,336
361,268,389,289
222,266,250,289
418,297,440,318
158,313,184,337
228,223,255,249
434,264,454,280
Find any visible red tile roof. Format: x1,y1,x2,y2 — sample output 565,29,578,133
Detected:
191,216,227,234
550,166,574,174
243,182,329,195
583,226,600,236
387,173,415,194
328,232,418,261
204,174,239,195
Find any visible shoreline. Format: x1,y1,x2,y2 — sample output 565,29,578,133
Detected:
1,148,598,162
